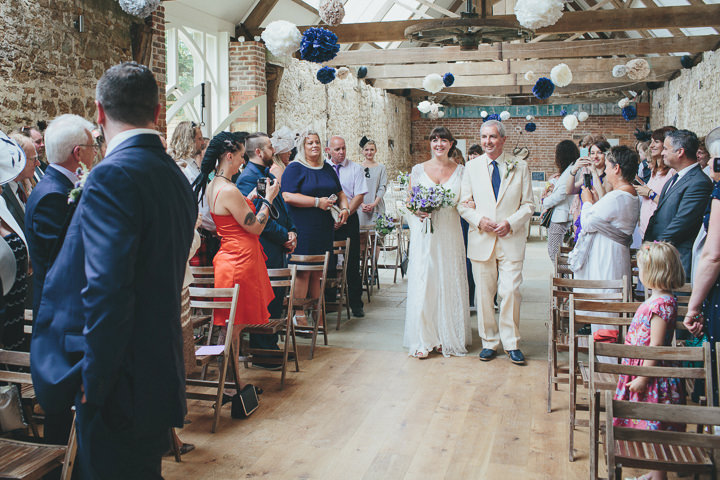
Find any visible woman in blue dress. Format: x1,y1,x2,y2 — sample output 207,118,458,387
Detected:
281,130,349,327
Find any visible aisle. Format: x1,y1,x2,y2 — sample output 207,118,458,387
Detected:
163,239,588,479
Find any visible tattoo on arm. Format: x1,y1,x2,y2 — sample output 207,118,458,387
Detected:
257,212,268,225
243,212,256,226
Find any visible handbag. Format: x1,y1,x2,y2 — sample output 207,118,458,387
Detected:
230,384,259,419
539,207,554,228
0,384,27,432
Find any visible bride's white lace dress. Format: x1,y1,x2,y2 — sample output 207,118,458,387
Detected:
403,163,471,357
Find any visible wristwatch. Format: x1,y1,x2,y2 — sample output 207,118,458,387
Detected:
649,191,657,201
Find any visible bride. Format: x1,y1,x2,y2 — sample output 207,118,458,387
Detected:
404,126,471,358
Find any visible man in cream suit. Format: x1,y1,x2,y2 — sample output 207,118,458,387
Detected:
458,120,535,364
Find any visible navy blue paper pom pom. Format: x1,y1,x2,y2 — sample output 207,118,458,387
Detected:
560,109,568,117
621,105,637,121
357,66,368,79
300,27,341,63
532,77,554,100
680,55,694,69
484,113,500,122
525,122,537,132
316,66,336,84
443,73,455,87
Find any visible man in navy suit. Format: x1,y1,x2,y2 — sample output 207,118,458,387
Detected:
30,62,197,478
644,129,713,280
236,133,297,363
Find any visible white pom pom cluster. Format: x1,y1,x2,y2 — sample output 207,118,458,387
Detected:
550,63,572,87
625,58,651,81
417,101,433,114
118,0,161,17
319,0,345,26
336,67,350,80
618,98,630,109
524,71,536,82
577,112,589,122
563,114,579,131
500,111,511,121
481,111,488,118
422,73,445,94
514,0,565,29
261,20,302,57
612,65,627,78
526,115,534,121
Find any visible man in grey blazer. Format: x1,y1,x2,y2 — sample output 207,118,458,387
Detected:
644,129,712,280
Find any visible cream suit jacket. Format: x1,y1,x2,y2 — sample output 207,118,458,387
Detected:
457,151,535,262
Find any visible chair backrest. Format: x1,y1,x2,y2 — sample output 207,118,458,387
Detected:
0,349,32,385
288,252,331,297
189,266,215,286
188,285,240,352
552,276,628,303
569,296,641,329
267,266,297,315
332,238,349,258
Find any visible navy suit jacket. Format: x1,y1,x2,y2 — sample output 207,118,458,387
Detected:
236,162,296,268
644,163,713,279
30,134,197,433
25,166,75,318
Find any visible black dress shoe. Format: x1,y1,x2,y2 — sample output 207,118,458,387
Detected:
478,348,497,361
352,307,365,318
507,349,526,365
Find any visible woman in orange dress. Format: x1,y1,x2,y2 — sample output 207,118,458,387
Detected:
192,131,279,340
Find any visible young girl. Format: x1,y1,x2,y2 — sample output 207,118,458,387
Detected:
614,241,686,480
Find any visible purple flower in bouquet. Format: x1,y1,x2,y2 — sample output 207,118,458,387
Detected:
406,184,455,233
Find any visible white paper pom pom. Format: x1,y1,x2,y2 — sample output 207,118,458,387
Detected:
526,115,534,121
612,65,627,78
524,71,536,82
417,101,432,114
336,67,350,79
625,58,651,81
563,114,579,131
550,63,572,87
438,111,445,118
118,0,161,17
319,0,345,26
514,0,565,30
577,112,589,122
618,98,630,109
500,111,511,121
422,73,445,94
629,90,638,98
481,110,488,119
261,20,302,57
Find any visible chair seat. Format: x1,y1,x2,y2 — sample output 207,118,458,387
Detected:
0,438,65,479
243,319,286,335
615,440,712,470
579,362,618,390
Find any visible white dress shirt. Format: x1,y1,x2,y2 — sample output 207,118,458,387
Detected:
48,163,79,185
104,128,161,157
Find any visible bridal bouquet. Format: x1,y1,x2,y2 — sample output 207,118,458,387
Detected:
374,214,397,236
406,184,455,233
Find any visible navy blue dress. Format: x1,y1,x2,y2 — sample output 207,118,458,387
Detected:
281,161,342,256
701,181,720,403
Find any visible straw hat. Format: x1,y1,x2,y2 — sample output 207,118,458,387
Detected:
0,131,26,185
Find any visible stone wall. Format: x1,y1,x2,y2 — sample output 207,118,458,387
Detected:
650,50,720,137
411,115,646,178
273,58,412,176
0,0,166,133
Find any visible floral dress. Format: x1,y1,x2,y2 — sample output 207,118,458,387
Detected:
614,295,685,431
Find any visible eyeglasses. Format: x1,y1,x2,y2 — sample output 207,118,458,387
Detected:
364,167,370,178
77,144,99,151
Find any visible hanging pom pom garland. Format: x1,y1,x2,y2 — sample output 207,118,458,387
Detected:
560,109,568,117
484,113,501,122
438,111,445,118
618,97,630,109
417,101,432,114
300,27,341,63
336,66,350,80
532,77,555,100
443,73,455,87
577,112,589,122
526,115,534,121
423,73,445,94
261,21,303,57
680,55,694,69
481,111,488,119
525,122,537,133
550,63,572,87
514,0,564,29
621,105,637,121
612,65,627,78
625,58,651,81
357,66,368,79
563,114,579,131
118,0,160,17
500,111,511,121
319,0,345,26
316,66,336,84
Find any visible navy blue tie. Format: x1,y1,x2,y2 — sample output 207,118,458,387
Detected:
666,172,679,192
491,160,501,200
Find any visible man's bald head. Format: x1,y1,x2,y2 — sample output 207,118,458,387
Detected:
326,135,346,164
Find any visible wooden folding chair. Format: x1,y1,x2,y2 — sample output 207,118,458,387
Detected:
241,266,299,387
553,247,573,278
568,293,639,462
325,239,351,329
547,277,627,413
288,252,330,360
605,388,720,480
0,349,40,438
359,225,376,302
184,285,242,433
373,227,404,285
589,341,713,479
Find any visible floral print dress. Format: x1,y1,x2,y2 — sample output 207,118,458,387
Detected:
614,295,685,431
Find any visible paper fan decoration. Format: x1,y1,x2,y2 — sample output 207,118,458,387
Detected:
532,77,555,100
118,0,160,17
319,0,345,26
577,112,589,122
316,66,336,84
417,101,432,114
261,21,303,57
336,66,350,79
563,115,578,131
514,0,564,29
500,111,511,121
525,122,537,132
423,73,445,94
550,63,572,87
612,65,627,78
443,73,455,87
300,27,341,63
625,59,651,81
622,105,637,121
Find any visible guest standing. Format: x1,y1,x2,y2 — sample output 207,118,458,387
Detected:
542,140,579,262
269,126,296,179
358,139,387,227
281,131,349,327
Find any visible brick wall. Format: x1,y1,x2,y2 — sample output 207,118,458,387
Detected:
411,115,646,177
229,41,266,132
149,6,167,135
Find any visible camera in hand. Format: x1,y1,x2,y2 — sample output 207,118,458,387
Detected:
714,157,720,173
583,173,593,189
256,178,266,197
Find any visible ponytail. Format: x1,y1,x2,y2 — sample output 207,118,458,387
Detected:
192,131,243,204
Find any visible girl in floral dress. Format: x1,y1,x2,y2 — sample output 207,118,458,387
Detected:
614,241,687,480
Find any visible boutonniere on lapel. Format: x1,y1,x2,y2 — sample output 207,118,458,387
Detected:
67,162,90,205
504,158,518,179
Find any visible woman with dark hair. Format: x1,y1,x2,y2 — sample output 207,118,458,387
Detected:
566,139,612,240
403,126,470,358
542,140,580,261
192,131,279,346
569,146,641,354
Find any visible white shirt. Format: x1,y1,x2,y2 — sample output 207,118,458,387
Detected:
104,128,161,157
49,164,79,185
485,153,507,179
666,162,699,192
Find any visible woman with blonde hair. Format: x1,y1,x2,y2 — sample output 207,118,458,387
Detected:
168,121,203,170
358,138,387,227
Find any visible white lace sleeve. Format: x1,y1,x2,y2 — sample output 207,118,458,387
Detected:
410,163,424,187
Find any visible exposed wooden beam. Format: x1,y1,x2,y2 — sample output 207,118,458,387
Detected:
270,5,720,44
243,0,279,31
327,34,720,65
395,82,642,97
365,56,680,78
415,0,461,18
287,0,319,16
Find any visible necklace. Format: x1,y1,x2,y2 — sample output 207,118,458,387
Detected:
215,174,233,182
